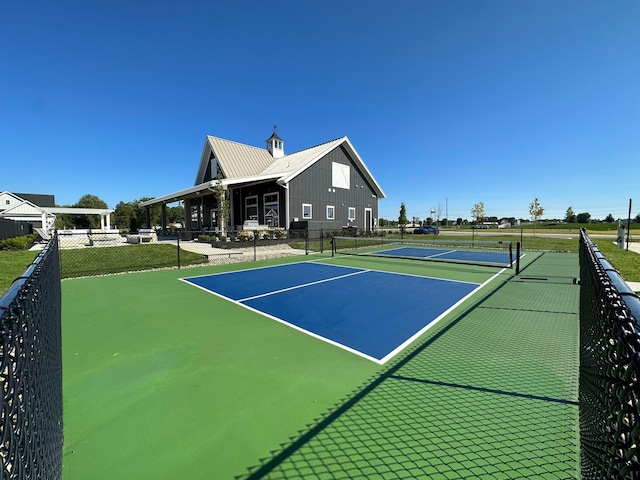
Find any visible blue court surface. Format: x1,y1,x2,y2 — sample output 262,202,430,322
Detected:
373,246,512,265
182,262,487,363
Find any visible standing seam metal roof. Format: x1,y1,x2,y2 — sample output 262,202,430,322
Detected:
207,136,275,179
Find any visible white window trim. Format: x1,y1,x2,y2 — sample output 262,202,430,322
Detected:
264,192,278,204
326,205,335,220
348,207,356,221
245,195,258,221
302,203,312,219
264,192,279,227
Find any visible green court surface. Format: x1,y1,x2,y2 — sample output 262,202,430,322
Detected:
61,251,580,479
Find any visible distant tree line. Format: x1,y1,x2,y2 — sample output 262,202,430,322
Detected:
379,200,640,229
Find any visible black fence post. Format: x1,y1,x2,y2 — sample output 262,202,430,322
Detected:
177,232,181,269
254,230,257,261
320,227,324,254
305,228,309,255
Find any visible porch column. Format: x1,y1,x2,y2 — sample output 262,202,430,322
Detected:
106,213,111,230
100,215,105,230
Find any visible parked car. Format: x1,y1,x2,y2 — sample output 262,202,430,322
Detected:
414,226,439,235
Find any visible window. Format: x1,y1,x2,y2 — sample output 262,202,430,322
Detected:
245,196,258,221
264,192,279,227
332,162,350,189
191,204,203,227
302,203,312,219
5,200,9,205
326,205,335,220
348,207,356,221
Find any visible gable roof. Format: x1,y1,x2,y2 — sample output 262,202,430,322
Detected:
195,135,385,197
13,192,55,207
141,134,385,208
195,136,275,184
0,196,46,216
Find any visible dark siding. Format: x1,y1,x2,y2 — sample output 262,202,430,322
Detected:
231,181,285,229
288,145,379,232
0,218,33,240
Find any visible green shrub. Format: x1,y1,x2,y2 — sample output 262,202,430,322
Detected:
0,234,38,251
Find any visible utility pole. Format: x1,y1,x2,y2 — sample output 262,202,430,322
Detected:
446,198,448,228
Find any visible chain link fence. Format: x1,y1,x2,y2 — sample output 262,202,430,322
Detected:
0,235,63,480
579,228,640,478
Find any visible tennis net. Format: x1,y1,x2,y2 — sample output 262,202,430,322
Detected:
332,236,515,268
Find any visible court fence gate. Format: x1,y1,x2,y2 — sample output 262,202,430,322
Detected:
579,228,640,478
0,234,63,480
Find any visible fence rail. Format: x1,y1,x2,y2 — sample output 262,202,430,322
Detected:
579,228,640,478
0,235,63,480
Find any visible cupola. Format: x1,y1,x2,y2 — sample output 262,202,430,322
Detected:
265,125,284,158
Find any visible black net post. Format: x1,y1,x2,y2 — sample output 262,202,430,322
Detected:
305,228,309,255
331,236,335,257
177,232,181,269
515,242,520,274
254,230,258,261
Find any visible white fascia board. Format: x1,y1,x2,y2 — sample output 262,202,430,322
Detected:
139,173,283,208
279,138,346,184
139,181,217,207
0,200,45,215
43,207,114,215
342,137,386,198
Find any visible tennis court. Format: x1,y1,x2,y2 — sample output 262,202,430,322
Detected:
61,248,580,478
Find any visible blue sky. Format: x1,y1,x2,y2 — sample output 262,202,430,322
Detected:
2,1,638,222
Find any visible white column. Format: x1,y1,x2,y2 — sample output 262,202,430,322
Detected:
106,213,111,230
41,211,47,230
100,215,105,230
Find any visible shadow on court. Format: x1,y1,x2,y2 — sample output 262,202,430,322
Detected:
237,252,580,479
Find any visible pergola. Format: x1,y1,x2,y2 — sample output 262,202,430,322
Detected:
42,207,115,231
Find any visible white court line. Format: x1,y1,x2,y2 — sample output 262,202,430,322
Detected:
180,261,507,365
238,269,369,302
378,267,506,364
179,272,381,364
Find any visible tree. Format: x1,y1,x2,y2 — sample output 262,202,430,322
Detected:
114,201,136,231
565,207,577,224
167,205,184,224
74,194,108,229
398,203,408,234
470,202,485,225
635,213,640,223
605,213,615,223
577,212,591,224
529,198,544,236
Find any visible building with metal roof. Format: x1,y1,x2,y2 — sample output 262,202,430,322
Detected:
140,128,385,235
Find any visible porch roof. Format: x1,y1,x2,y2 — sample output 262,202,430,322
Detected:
139,174,282,208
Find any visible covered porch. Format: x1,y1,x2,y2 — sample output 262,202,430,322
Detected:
139,175,288,238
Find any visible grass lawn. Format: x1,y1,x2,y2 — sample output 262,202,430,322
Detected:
59,244,207,278
594,239,640,282
0,249,39,296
